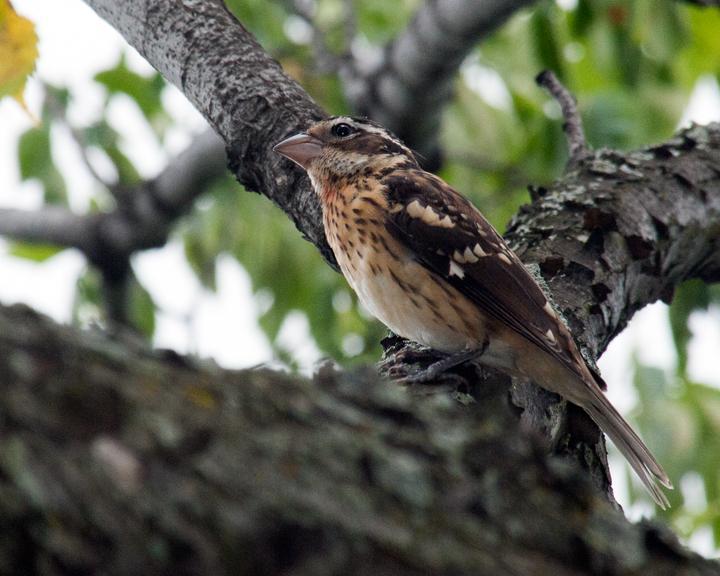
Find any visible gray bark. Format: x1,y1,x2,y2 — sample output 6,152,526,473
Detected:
0,302,718,575
344,0,537,166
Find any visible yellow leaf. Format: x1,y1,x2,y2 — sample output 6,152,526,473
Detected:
0,0,38,115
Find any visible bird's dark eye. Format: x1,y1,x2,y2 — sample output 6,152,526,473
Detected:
331,123,354,138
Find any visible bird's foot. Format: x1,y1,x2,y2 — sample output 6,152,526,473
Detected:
395,342,488,385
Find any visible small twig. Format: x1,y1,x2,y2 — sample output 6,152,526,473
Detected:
536,70,589,165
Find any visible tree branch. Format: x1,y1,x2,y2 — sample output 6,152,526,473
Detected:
0,206,92,250
536,70,589,165
83,0,331,264
0,129,227,326
344,0,538,166
507,123,720,355
0,302,718,575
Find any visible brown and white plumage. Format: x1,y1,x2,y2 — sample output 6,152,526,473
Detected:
274,115,672,507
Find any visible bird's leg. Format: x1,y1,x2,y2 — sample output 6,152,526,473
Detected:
398,340,488,384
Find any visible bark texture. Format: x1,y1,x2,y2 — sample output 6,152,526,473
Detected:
0,303,718,576
84,0,331,262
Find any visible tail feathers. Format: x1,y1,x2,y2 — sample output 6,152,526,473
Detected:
583,389,672,509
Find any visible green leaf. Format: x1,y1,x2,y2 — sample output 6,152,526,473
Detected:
531,6,565,81
17,124,67,204
83,120,141,185
94,55,166,120
129,280,156,338
73,270,103,328
668,279,710,377
224,0,290,49
18,125,50,181
569,0,595,39
354,0,417,44
8,242,63,262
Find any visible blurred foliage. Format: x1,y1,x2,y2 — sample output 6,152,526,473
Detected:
631,282,720,538
6,0,720,547
181,178,386,364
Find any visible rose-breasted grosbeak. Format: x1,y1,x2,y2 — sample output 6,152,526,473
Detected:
274,116,672,507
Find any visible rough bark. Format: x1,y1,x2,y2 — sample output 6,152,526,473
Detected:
0,302,718,576
84,0,332,262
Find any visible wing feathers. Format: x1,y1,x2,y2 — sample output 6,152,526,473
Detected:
382,170,588,382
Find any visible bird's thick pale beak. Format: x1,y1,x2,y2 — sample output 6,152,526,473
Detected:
273,133,323,169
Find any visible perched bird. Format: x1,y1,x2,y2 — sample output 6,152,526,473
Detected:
274,116,672,508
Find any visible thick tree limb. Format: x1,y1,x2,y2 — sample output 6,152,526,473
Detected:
84,0,331,263
0,302,718,575
507,123,720,354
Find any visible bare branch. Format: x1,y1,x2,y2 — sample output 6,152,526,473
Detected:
345,0,538,165
536,70,589,165
0,129,227,328
0,207,93,251
147,129,227,216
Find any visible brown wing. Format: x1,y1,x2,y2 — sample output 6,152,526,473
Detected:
382,169,597,385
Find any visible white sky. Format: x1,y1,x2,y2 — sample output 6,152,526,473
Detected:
1,0,720,551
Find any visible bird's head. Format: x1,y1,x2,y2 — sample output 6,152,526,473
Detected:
273,116,418,193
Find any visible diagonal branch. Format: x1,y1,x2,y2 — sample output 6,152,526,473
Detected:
344,0,538,165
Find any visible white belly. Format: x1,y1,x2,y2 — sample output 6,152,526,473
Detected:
336,244,482,353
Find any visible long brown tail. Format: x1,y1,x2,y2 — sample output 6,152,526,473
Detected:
581,385,672,509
